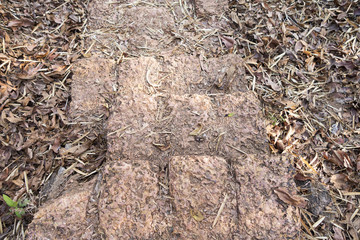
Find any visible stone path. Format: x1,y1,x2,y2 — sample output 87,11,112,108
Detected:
26,1,300,239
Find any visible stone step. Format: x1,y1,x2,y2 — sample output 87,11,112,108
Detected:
99,156,237,239
27,155,299,239
117,54,248,95
107,92,268,162
70,56,115,119
98,160,167,239
26,178,96,239
70,54,247,120
233,155,299,239
87,0,233,56
169,155,238,239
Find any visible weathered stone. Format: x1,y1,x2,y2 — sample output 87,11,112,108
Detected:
169,155,238,239
116,54,247,96
70,56,115,118
26,179,95,240
98,160,169,239
107,92,267,161
233,155,300,239
87,1,176,55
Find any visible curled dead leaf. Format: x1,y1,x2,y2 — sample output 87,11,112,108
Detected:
294,172,312,181
152,142,171,151
324,150,353,169
274,187,307,208
189,123,203,136
17,63,43,80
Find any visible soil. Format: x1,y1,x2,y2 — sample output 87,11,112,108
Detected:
24,0,300,239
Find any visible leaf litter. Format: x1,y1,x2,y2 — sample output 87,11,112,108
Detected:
0,0,359,239
0,1,107,238
229,0,360,238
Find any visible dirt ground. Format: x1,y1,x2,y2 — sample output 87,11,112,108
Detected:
1,0,360,239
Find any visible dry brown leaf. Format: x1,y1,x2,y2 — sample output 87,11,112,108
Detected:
152,142,171,151
294,172,312,181
60,140,93,156
17,63,43,80
51,138,61,153
330,174,355,190
274,187,307,208
220,35,235,49
8,19,34,28
333,226,345,240
333,150,353,169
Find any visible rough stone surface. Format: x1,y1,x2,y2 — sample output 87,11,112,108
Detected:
25,0,301,238
107,92,267,161
116,54,248,95
86,0,233,55
26,155,299,240
98,160,169,239
70,56,115,118
233,155,299,239
26,179,95,240
194,0,228,17
169,155,238,239
87,2,176,55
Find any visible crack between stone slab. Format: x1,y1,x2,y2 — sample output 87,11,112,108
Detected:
226,157,242,240
156,159,174,239
85,171,106,239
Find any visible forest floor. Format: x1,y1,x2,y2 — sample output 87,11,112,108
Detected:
0,0,360,239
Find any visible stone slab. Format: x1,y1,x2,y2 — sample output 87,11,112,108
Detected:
116,54,247,95
233,155,300,239
26,180,96,240
169,155,238,239
107,92,268,161
70,56,115,118
98,160,169,239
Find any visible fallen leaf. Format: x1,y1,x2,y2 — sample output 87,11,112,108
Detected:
189,123,203,136
60,140,93,156
17,63,43,80
284,125,296,142
274,187,307,208
333,226,345,240
152,142,171,151
190,209,204,221
220,35,235,49
51,138,61,153
8,19,34,28
294,172,312,181
294,41,303,52
330,174,355,190
333,150,353,169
